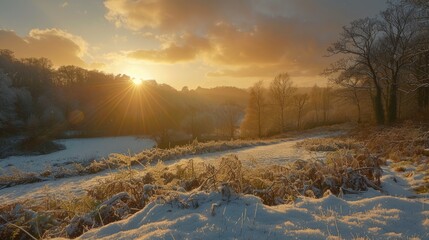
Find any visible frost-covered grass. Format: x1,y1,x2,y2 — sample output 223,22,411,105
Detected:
361,123,429,194
300,123,429,195
1,124,429,239
0,138,279,189
296,137,362,152
0,149,383,239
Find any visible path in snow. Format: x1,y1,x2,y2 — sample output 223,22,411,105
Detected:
0,133,330,205
2,131,429,239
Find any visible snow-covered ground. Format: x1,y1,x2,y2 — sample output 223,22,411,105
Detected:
2,132,428,239
77,192,429,240
0,136,326,205
76,161,429,240
0,136,156,174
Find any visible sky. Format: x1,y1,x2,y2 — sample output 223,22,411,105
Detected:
0,0,387,89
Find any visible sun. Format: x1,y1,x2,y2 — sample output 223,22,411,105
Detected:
132,78,143,85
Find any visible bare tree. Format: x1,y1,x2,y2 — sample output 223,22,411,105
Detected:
329,65,369,123
217,102,242,139
269,73,295,133
321,87,332,122
378,2,420,123
293,93,309,129
241,81,266,138
310,85,322,122
327,2,422,124
326,17,385,124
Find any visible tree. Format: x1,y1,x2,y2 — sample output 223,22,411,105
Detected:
327,17,385,124
310,85,322,122
270,73,295,133
378,2,420,123
329,65,369,123
0,72,17,134
241,81,266,138
404,0,429,114
55,65,88,86
293,93,309,129
183,109,213,140
217,102,242,139
321,87,332,122
327,2,423,124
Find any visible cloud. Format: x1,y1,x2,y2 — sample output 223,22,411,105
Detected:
104,0,252,31
0,28,88,67
89,62,106,70
103,0,386,79
128,34,211,63
207,18,326,66
126,17,327,74
206,62,319,79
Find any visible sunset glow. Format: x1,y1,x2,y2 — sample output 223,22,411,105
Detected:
1,1,428,239
0,0,387,89
132,78,143,85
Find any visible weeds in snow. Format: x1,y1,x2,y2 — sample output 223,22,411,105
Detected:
2,123,429,239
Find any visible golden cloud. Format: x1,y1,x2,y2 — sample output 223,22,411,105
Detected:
126,18,326,76
0,28,88,67
102,0,367,79
128,34,211,63
104,0,251,31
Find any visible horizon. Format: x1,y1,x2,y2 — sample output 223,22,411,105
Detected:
0,0,387,89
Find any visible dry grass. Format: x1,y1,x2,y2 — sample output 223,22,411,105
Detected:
0,139,279,189
0,147,384,239
2,123,428,239
297,137,362,152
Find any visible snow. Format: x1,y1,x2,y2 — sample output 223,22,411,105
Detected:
0,135,328,205
73,154,429,239
1,132,428,239
189,138,324,167
0,136,156,174
77,191,429,240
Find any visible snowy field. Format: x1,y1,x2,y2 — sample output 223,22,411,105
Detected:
76,162,429,240
78,193,429,240
1,133,428,239
0,136,156,174
0,137,324,205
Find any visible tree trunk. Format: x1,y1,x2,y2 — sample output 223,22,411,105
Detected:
357,101,362,124
258,109,261,138
374,86,385,125
280,107,284,133
353,90,362,124
387,82,398,124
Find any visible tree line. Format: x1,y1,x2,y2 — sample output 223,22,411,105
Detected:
325,0,429,125
240,73,352,138
2,0,427,143
0,49,248,145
